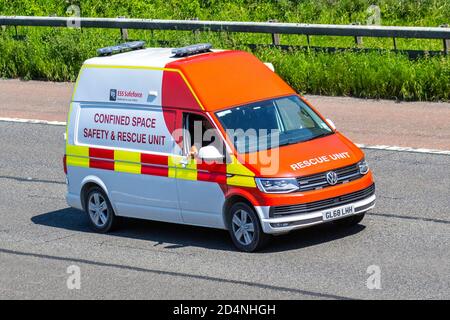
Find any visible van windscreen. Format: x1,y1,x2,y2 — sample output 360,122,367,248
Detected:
215,95,333,154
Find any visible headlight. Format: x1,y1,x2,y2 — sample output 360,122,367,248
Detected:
255,178,299,193
358,158,369,174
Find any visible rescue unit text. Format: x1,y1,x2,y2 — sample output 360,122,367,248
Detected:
290,152,351,171
83,128,166,145
94,113,157,128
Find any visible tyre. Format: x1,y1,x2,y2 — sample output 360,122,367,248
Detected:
84,186,119,233
227,202,271,252
333,212,365,227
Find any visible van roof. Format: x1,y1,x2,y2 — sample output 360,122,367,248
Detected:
84,47,195,68
84,48,295,112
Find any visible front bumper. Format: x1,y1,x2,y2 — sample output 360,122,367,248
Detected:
255,193,376,235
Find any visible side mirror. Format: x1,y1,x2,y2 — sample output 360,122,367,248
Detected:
198,145,224,161
326,119,336,131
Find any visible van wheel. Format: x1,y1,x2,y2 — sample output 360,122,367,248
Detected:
333,212,365,227
85,187,119,233
227,202,271,252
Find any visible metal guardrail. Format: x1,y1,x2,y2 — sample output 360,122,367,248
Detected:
1,16,449,53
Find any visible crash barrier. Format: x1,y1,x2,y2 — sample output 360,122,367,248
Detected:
1,16,449,55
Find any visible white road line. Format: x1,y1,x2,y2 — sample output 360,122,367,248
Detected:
0,117,449,155
355,143,450,156
0,117,66,126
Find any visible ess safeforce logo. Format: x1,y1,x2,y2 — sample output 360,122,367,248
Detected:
109,89,117,101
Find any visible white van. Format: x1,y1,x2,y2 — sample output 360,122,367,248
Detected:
64,43,375,252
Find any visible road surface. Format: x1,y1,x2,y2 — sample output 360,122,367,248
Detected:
0,121,448,299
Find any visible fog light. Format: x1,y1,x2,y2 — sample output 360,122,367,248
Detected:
271,222,290,228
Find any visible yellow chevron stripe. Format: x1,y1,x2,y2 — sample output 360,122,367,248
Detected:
66,144,89,168
168,155,197,181
226,155,256,187
114,150,141,174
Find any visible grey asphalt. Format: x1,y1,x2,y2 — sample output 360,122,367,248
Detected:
0,121,449,299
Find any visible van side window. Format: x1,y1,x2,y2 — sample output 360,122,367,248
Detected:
182,113,224,158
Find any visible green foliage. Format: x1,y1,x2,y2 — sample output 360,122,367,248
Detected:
256,48,449,101
0,0,449,100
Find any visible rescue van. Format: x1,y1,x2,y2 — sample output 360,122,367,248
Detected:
64,42,375,252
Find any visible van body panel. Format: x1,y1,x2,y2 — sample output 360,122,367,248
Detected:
166,51,295,111
241,132,364,178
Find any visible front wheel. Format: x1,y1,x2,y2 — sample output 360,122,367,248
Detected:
333,212,365,227
227,202,271,252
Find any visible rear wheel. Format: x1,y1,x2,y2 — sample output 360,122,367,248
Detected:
227,202,271,252
333,212,365,227
85,186,119,233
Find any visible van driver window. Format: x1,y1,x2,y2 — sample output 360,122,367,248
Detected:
183,113,222,158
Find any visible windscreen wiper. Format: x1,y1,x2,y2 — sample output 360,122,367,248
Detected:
303,131,334,142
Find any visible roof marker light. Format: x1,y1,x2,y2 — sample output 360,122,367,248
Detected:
171,43,212,57
97,41,146,56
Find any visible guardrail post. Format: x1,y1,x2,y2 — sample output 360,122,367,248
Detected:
440,24,449,55
118,16,128,40
13,25,26,40
393,37,397,50
268,20,280,46
352,22,363,46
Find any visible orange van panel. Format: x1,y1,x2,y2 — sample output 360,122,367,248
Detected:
165,51,295,112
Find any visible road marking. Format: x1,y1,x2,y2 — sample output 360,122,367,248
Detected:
0,117,449,155
0,117,66,126
356,143,450,156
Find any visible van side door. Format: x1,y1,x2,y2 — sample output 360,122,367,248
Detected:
174,112,228,229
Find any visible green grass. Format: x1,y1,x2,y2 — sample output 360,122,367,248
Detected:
0,0,449,101
257,48,449,101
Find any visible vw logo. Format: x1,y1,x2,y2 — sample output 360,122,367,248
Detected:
326,171,338,185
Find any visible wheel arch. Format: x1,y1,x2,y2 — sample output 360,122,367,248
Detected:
80,176,109,212
222,194,256,230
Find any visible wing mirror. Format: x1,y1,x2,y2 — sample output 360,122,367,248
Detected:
326,119,336,131
198,145,224,161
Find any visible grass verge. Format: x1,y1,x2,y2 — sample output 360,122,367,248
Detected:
0,0,449,101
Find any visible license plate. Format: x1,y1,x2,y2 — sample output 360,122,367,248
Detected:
322,204,355,221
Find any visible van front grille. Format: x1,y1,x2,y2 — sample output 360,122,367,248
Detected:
271,184,375,218
296,163,363,192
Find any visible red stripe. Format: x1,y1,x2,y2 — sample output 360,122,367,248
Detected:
90,158,114,170
197,162,226,173
89,147,115,170
89,147,114,159
141,153,168,166
141,164,168,177
197,162,227,184
197,172,227,184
